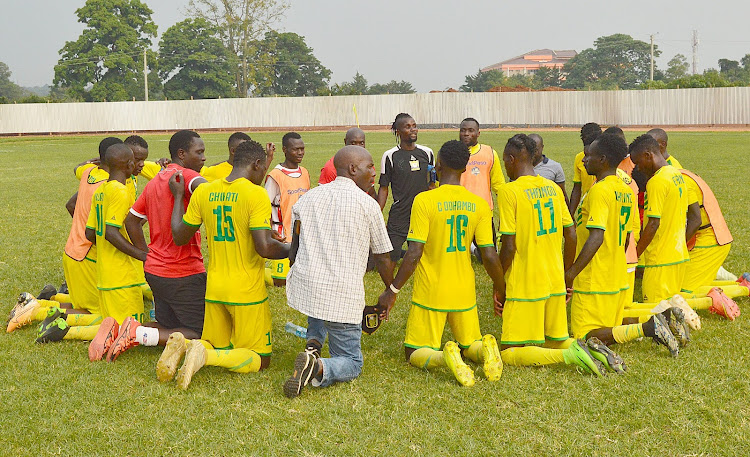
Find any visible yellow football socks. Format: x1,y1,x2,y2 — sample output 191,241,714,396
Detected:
50,293,71,303
683,285,748,299
462,340,483,364
66,313,102,326
199,340,262,373
500,346,565,366
63,324,100,341
32,307,53,321
409,347,445,369
612,323,645,344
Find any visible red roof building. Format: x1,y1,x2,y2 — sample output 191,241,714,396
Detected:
481,49,577,76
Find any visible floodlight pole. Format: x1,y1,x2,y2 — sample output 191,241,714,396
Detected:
143,49,149,102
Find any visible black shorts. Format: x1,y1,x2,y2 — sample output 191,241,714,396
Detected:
387,231,408,262
145,272,206,335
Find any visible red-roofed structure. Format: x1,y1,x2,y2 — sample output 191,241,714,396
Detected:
481,49,577,76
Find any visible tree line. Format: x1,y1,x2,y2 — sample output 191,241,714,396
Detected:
0,0,415,103
2,8,749,103
460,34,750,92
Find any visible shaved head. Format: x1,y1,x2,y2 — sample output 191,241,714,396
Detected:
105,143,134,170
646,128,667,144
334,145,370,173
104,143,135,178
344,127,366,147
334,145,376,191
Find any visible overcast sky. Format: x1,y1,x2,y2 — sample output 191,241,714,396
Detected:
2,0,749,92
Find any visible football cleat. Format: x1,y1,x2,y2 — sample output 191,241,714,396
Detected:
667,307,690,347
586,337,626,374
707,287,741,320
7,293,40,333
652,314,679,357
667,295,701,331
106,317,140,362
58,281,69,295
715,266,738,282
38,308,64,336
37,284,57,301
88,317,119,361
283,350,319,398
443,341,475,386
480,334,503,381
35,318,69,343
156,332,187,382
564,339,605,376
176,340,207,390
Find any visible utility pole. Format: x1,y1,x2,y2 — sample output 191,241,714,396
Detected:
650,34,655,81
692,30,699,75
143,49,149,102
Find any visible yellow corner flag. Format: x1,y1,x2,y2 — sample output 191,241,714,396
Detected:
353,103,360,127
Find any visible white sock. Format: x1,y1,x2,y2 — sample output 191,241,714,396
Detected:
135,326,160,346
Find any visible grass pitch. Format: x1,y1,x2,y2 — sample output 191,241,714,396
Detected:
1,130,750,456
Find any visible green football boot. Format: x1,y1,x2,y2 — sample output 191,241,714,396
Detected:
586,337,626,374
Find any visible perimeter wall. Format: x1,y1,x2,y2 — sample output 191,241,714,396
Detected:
1,87,749,135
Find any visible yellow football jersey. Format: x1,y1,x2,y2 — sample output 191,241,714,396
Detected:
140,161,162,180
684,174,718,248
85,180,145,290
407,184,494,312
643,165,689,267
573,151,596,195
499,175,573,301
666,156,683,169
201,162,233,182
183,177,272,306
76,163,137,200
574,175,635,293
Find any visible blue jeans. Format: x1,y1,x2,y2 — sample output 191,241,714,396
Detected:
306,316,363,388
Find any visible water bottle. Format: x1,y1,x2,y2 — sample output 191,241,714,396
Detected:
285,322,307,339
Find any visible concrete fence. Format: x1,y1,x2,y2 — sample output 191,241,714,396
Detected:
1,87,749,135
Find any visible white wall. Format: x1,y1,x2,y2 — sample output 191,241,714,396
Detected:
1,87,748,135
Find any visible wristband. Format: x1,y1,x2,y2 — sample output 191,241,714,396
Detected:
389,283,400,294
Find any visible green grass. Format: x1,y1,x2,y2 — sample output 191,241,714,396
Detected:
1,130,750,456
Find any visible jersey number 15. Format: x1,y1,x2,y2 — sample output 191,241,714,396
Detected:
213,205,236,242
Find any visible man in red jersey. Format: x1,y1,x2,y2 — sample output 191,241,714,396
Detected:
102,130,209,360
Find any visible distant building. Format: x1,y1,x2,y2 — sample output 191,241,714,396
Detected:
481,49,577,76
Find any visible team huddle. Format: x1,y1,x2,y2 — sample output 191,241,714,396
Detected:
6,115,748,397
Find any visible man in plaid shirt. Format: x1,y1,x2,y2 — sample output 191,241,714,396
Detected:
283,146,394,398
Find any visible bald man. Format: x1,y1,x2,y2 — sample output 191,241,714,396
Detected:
318,128,367,185
530,134,567,202
647,128,683,169
283,145,393,398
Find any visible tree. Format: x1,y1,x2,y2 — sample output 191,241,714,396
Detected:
533,66,563,88
0,62,25,101
563,34,659,90
368,80,416,95
505,74,534,88
257,31,330,96
717,58,749,83
329,72,369,95
187,0,289,97
665,54,690,81
158,18,236,100
460,69,505,92
53,0,158,102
